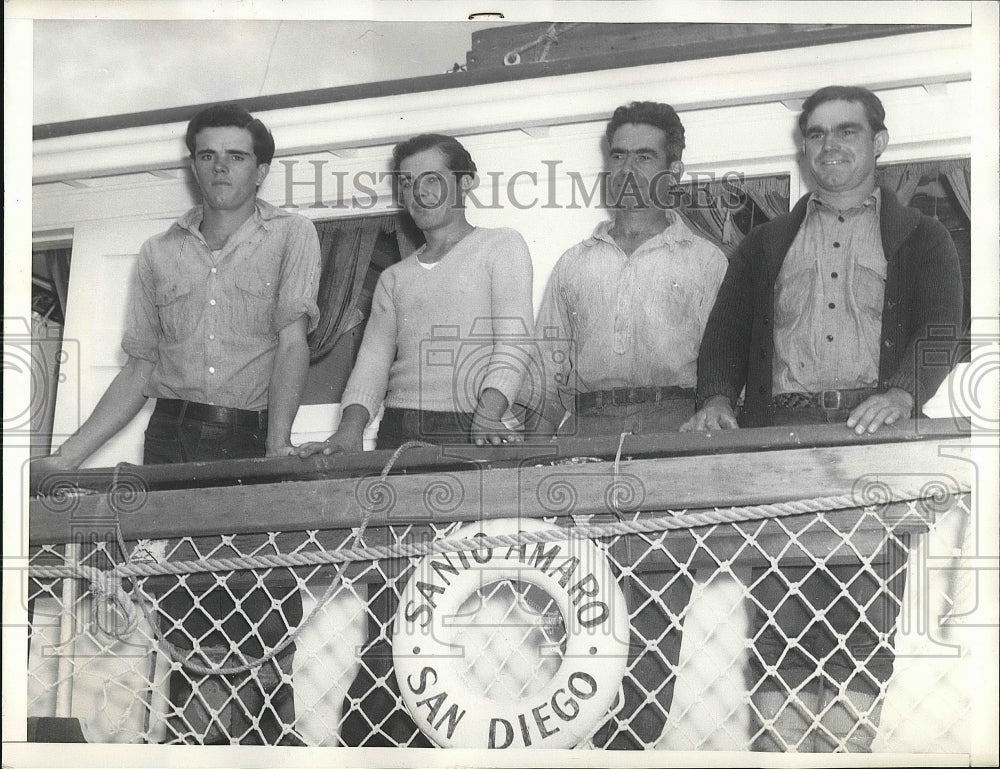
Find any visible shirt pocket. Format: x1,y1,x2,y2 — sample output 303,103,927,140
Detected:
234,272,278,337
853,264,886,322
154,280,193,342
651,276,697,318
774,264,814,328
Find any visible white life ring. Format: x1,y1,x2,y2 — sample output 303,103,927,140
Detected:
392,517,629,749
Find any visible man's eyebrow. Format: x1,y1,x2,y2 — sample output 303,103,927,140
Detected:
806,121,867,133
196,148,253,155
610,145,661,155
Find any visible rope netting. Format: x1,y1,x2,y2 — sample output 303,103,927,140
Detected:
27,477,974,751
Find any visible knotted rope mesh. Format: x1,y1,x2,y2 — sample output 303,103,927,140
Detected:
27,459,974,751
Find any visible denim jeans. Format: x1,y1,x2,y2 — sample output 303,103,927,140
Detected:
337,408,472,746
571,397,696,749
144,407,303,745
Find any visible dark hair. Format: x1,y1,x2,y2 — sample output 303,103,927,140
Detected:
391,133,477,178
605,101,686,163
798,86,887,136
185,103,275,165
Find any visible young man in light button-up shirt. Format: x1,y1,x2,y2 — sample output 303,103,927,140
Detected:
33,103,321,746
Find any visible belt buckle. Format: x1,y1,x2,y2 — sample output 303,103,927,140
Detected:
611,388,628,407
820,390,842,409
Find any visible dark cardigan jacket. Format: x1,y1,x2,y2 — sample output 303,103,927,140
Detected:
696,187,963,427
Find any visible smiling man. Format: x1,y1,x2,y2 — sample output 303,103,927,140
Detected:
32,103,321,745
684,86,962,751
297,133,534,746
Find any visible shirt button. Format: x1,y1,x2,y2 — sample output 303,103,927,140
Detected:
210,267,218,274
831,272,839,279
209,299,217,306
833,241,841,248
208,366,216,374
828,302,836,309
826,334,834,342
838,216,845,223
208,334,215,341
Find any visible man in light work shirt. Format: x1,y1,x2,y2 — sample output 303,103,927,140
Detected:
684,86,962,751
34,103,321,744
522,101,728,749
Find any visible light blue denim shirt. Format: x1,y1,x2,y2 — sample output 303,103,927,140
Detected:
122,200,321,411
528,214,727,417
773,189,885,394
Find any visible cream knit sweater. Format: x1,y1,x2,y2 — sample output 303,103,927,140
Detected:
340,227,534,421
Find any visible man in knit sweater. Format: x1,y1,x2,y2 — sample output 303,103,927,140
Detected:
521,101,728,749
684,86,962,750
297,134,534,745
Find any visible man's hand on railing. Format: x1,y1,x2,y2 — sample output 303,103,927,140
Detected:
296,430,363,457
29,449,77,483
680,396,740,432
297,404,369,458
847,387,914,435
471,388,523,447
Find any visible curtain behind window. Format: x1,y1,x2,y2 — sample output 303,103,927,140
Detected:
308,214,419,360
678,175,790,258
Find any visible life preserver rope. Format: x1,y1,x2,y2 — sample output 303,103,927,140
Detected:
392,517,629,748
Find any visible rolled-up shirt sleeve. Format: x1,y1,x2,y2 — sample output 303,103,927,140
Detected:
121,244,161,363
273,216,321,335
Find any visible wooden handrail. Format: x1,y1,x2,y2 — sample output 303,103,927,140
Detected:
29,417,970,498
28,419,972,545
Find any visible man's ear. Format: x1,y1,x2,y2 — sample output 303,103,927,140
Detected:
459,173,476,192
256,163,270,187
873,130,889,159
668,160,684,182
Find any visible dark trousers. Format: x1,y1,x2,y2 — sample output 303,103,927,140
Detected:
337,408,472,747
568,397,696,749
747,405,907,752
144,407,303,745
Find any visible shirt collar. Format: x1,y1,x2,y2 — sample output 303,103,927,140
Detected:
808,187,881,218
175,198,277,239
584,210,695,251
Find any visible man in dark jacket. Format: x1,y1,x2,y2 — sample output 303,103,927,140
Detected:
683,85,962,751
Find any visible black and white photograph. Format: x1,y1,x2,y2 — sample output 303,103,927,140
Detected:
4,1,999,766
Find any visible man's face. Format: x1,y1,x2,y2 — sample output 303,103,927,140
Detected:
802,99,888,196
607,123,683,210
397,147,471,232
191,126,268,213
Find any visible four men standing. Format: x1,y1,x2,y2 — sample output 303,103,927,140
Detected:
32,84,963,751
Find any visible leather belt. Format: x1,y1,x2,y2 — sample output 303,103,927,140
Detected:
576,386,695,413
771,388,876,410
154,398,268,429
